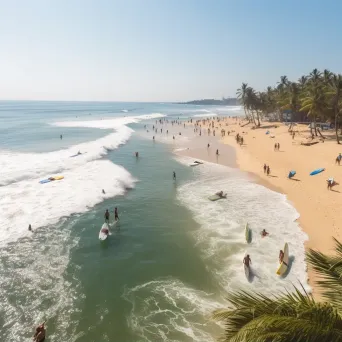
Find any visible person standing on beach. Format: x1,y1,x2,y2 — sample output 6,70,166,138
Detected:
216,149,219,156
267,166,270,176
277,143,280,150
335,153,342,165
274,143,277,151
263,164,267,173
207,143,210,148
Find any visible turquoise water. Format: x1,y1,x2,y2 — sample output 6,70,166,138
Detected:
0,101,309,342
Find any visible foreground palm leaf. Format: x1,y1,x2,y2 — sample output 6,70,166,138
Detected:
213,239,342,341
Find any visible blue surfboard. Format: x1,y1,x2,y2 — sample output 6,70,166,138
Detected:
39,179,52,184
310,168,325,176
288,170,296,178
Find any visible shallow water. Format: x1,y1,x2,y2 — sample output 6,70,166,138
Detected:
0,101,308,342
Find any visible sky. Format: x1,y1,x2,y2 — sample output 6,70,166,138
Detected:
0,0,342,102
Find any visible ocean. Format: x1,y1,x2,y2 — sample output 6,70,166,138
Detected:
0,101,309,342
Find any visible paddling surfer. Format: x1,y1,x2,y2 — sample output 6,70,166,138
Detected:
243,255,251,268
104,209,110,224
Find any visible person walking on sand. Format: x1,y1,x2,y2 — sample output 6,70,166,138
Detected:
267,166,270,176
207,143,210,148
274,143,277,151
277,143,280,150
335,153,342,165
263,164,267,173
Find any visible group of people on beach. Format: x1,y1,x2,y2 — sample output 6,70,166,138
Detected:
263,164,271,176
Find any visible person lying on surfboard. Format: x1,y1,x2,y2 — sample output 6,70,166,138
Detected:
243,255,251,268
261,229,269,237
279,250,284,263
101,226,109,235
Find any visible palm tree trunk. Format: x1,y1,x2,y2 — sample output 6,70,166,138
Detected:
314,115,318,136
335,109,340,144
255,111,261,127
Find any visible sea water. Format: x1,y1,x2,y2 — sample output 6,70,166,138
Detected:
0,101,308,342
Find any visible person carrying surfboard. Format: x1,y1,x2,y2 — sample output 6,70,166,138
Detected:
279,250,284,263
104,209,110,224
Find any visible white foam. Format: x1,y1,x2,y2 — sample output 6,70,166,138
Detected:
176,156,310,295
123,278,223,342
193,113,217,118
0,160,135,247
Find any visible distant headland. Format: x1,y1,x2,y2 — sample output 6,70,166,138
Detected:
177,97,240,106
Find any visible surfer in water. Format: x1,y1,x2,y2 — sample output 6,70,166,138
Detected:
173,171,176,180
114,207,119,221
77,151,81,155
279,250,284,263
104,209,110,224
243,255,251,268
261,229,269,237
102,189,106,194
215,191,224,198
33,321,46,342
135,152,139,158
60,134,63,140
28,224,32,232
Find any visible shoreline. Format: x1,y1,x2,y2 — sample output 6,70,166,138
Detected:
179,116,342,298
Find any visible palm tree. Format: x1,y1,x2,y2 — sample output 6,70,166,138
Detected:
213,238,342,342
237,83,251,122
326,74,342,144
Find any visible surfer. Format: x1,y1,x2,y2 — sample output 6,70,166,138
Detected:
60,134,63,140
261,229,269,237
33,321,46,342
279,250,284,263
77,151,81,155
104,209,110,224
101,225,109,235
215,191,224,197
243,255,251,268
173,171,176,180
114,207,119,221
102,189,105,194
28,224,32,232
135,152,139,158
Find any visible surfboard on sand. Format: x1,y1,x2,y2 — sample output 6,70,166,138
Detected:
276,243,289,276
99,223,110,241
310,168,325,176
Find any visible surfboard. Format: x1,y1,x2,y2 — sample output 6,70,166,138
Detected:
39,179,52,184
99,223,109,241
53,176,64,180
244,264,250,279
208,194,227,201
276,243,289,276
190,162,203,167
245,223,251,243
310,168,325,176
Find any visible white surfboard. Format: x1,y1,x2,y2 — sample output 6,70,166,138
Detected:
276,243,289,275
99,223,109,241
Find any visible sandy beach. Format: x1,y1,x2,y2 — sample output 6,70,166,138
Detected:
184,116,342,297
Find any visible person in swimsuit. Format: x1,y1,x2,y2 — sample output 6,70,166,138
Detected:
279,250,284,263
261,229,269,237
33,321,46,342
104,209,110,224
243,255,251,268
173,171,176,180
114,207,119,221
28,224,32,232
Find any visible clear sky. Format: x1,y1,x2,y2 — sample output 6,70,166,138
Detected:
0,0,341,102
